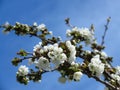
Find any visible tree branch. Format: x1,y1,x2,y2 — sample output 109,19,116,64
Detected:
101,17,111,46
93,76,117,90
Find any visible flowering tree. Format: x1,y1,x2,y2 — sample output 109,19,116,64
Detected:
0,17,120,90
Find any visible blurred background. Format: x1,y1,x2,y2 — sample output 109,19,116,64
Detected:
0,0,120,90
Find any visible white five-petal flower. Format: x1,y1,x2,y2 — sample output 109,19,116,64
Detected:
17,65,29,76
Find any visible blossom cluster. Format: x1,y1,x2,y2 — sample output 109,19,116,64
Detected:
2,20,120,90
73,71,83,81
88,55,105,77
3,22,52,37
66,27,94,45
29,40,83,83
16,65,29,84
110,66,120,83
58,71,83,83
66,41,76,63
33,43,67,70
13,23,116,85
33,22,52,34
17,65,29,76
31,38,77,69
33,23,46,31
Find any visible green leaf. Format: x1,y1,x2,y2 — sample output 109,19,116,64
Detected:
12,57,21,66
17,49,27,56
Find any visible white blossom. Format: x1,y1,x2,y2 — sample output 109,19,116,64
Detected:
43,46,48,52
66,41,76,63
49,31,53,35
33,42,42,56
28,58,34,65
115,66,120,75
33,42,67,68
16,22,20,25
33,45,40,52
66,29,71,36
72,27,79,31
79,27,94,44
72,40,76,44
25,25,30,32
88,55,105,77
47,45,54,51
33,22,38,27
47,44,67,67
66,27,94,45
101,51,107,59
73,71,83,81
33,42,42,52
35,57,51,71
53,43,59,47
85,50,91,54
111,74,120,81
105,63,111,68
93,49,99,53
40,49,44,53
4,22,10,28
58,36,62,41
17,65,29,76
66,40,71,47
37,23,46,31
71,62,79,67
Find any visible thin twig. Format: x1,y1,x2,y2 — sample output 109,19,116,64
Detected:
20,56,34,61
101,17,111,46
93,76,117,90
83,70,117,90
65,18,74,28
27,68,57,77
26,52,33,55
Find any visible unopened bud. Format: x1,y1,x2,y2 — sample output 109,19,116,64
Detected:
107,17,111,22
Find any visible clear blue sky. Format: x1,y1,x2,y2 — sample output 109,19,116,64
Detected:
0,0,120,90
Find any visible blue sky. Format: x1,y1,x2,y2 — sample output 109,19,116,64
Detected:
0,0,120,90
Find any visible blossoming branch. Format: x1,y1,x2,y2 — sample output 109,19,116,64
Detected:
1,17,120,90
